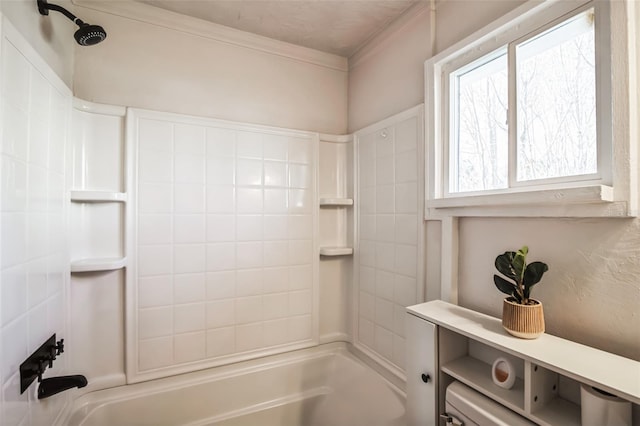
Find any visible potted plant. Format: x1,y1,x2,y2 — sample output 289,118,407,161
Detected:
494,246,549,339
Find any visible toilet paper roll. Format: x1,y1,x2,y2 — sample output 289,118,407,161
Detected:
581,384,632,426
491,357,516,389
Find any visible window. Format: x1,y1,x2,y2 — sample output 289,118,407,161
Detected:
424,0,636,217
451,49,508,193
448,6,597,196
515,10,596,184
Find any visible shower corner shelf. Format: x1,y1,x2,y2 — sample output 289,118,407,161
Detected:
319,197,353,207
319,247,353,257
71,190,127,203
70,257,127,273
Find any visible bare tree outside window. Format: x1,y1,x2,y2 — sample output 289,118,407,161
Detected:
450,9,596,194
454,53,508,193
517,11,596,182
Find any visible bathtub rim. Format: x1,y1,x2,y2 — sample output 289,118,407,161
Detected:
54,341,405,426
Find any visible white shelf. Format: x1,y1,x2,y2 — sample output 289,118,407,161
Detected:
319,133,353,143
71,257,126,273
319,247,353,256
407,300,640,405
71,190,127,203
441,356,525,414
319,197,353,207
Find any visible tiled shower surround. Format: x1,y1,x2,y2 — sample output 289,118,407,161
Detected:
0,8,423,422
129,110,318,380
0,19,71,425
356,112,422,374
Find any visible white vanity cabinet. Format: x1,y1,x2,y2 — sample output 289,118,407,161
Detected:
405,300,640,426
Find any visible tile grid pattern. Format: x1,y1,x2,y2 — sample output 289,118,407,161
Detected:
135,117,317,373
357,116,420,371
0,25,71,426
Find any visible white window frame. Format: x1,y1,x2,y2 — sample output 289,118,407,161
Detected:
425,0,638,218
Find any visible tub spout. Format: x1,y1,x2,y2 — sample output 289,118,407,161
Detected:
38,375,87,399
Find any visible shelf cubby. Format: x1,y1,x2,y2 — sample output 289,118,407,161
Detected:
442,356,526,414
531,397,581,426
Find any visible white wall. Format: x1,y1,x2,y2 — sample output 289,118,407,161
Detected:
72,3,348,134
458,218,640,360
348,0,640,361
348,6,432,133
0,0,74,87
432,0,526,54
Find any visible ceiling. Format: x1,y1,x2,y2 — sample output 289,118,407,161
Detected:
136,0,426,57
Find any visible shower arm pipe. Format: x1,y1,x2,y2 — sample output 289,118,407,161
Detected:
37,0,87,27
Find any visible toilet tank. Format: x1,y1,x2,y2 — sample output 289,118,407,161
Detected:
445,381,536,426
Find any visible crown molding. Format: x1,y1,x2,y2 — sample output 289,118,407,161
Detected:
72,0,348,72
348,2,430,70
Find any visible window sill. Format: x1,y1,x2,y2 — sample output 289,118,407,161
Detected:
425,185,633,218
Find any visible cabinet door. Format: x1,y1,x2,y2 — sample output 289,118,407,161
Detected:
405,313,437,426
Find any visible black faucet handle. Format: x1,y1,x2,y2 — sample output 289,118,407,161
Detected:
55,339,64,355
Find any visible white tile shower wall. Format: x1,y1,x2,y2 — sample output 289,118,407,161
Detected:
0,16,71,426
128,110,319,382
355,108,423,375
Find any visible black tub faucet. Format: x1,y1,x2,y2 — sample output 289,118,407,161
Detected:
38,375,87,399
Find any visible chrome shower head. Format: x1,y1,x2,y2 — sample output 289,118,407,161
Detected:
37,0,107,46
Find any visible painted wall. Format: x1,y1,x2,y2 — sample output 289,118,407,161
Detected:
72,4,348,134
432,0,526,54
458,218,640,360
348,0,640,361
347,6,432,133
0,0,74,87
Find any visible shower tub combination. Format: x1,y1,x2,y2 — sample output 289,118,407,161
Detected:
58,343,405,426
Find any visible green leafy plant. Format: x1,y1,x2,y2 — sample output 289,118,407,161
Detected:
494,246,548,305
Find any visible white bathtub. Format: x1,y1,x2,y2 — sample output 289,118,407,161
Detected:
58,343,406,426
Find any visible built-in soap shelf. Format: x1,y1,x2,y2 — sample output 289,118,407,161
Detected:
71,190,127,203
319,197,353,207
319,247,353,256
70,257,127,273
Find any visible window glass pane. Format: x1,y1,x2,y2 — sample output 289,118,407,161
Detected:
516,9,596,182
452,52,508,193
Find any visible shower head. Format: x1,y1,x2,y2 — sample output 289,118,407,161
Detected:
74,24,107,46
37,0,107,46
